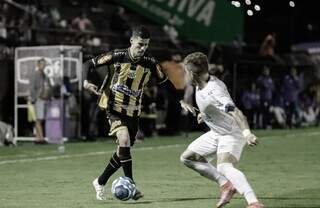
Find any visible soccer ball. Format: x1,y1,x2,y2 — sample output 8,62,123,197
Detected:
111,176,136,201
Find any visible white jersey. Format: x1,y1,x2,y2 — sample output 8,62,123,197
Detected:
195,76,238,134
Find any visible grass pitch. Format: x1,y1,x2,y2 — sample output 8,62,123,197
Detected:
1,128,320,208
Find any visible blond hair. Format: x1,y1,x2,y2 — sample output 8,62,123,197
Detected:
183,52,208,74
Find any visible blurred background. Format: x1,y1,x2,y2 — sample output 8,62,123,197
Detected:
0,0,320,144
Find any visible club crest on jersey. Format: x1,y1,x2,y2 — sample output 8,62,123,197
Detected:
97,54,112,64
127,70,136,79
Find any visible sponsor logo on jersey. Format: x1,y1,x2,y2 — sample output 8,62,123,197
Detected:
112,84,142,97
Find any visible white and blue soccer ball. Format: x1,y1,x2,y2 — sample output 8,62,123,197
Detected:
111,176,136,201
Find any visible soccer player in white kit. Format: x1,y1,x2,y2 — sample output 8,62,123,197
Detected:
180,52,264,208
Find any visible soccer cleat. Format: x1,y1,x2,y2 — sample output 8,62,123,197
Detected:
132,187,144,200
92,178,106,200
216,181,237,208
247,202,264,208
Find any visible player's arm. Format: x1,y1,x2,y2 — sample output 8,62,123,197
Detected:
148,57,168,84
179,100,198,116
83,52,113,95
154,64,168,84
227,106,259,146
180,83,199,117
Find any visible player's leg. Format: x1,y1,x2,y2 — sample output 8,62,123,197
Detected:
216,133,263,207
34,120,44,141
123,117,144,200
34,100,45,143
92,114,123,200
180,149,228,186
116,127,133,180
180,131,235,207
97,152,122,186
96,114,124,186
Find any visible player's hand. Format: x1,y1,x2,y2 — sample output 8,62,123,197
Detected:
83,80,101,96
197,113,204,124
242,129,259,146
180,100,198,116
245,133,259,146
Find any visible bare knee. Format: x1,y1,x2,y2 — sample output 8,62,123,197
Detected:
116,127,130,147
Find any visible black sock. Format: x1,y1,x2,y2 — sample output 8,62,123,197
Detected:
98,152,121,185
118,147,133,181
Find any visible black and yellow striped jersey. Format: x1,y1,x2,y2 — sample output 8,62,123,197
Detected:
83,48,167,117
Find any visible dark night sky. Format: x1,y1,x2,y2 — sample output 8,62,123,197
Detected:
241,0,320,52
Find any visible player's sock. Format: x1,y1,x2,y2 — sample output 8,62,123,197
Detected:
217,163,258,204
119,147,133,181
98,152,121,185
180,158,228,186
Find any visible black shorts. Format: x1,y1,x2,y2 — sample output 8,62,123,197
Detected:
107,110,139,146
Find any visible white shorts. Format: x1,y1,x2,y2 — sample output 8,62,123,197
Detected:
187,129,246,162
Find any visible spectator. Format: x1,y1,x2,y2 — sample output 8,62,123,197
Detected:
256,66,275,128
299,91,317,127
28,58,52,144
270,92,286,128
281,67,302,128
259,33,284,64
241,83,260,128
259,33,276,57
72,12,94,32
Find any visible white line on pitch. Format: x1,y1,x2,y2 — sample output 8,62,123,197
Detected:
1,130,319,166
0,144,184,166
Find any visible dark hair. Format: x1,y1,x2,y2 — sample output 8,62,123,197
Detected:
184,52,208,74
132,26,150,39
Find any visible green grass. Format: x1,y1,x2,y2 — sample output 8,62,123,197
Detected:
1,128,320,208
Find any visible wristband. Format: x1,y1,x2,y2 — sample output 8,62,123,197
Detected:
242,129,251,137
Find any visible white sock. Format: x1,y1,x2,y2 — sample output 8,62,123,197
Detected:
181,158,228,186
217,163,258,204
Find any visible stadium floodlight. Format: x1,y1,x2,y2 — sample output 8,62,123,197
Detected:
254,5,261,11
289,1,295,7
245,0,251,5
231,1,241,7
247,9,253,16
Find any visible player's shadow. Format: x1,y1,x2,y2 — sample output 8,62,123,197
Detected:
257,195,320,207
265,206,320,208
127,196,214,204
260,197,320,200
130,196,320,206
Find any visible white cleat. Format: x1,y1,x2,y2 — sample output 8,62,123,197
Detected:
92,178,106,200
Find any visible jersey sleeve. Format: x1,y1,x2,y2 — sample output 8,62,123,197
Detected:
218,92,235,112
208,80,235,112
92,52,114,67
83,51,115,81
